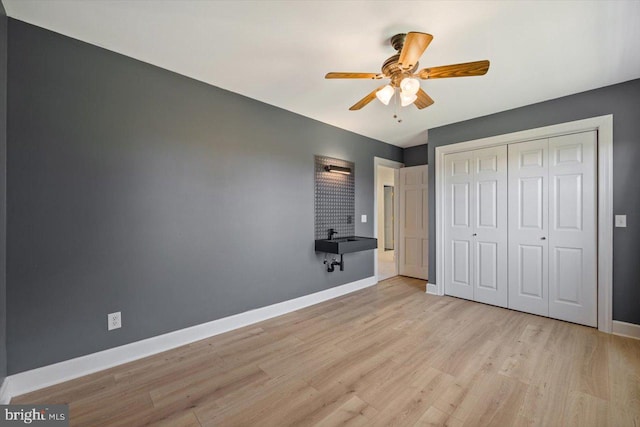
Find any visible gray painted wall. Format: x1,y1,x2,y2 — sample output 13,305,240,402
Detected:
6,20,402,374
403,144,428,167
426,78,640,325
0,1,7,382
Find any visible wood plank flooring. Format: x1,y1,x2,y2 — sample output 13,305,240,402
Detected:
12,276,640,426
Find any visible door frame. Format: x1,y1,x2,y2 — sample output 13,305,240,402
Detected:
374,157,404,281
434,115,613,333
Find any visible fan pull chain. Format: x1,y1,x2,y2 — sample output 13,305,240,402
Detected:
393,88,402,123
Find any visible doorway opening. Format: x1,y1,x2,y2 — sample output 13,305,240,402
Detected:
374,157,403,281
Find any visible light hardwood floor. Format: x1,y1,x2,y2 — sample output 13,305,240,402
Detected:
377,249,396,281
13,276,640,426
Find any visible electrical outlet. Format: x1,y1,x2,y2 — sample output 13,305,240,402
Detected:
361,214,367,223
108,311,121,331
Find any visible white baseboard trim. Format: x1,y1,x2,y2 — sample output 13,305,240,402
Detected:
5,276,378,401
612,320,640,340
0,378,10,404
426,282,439,295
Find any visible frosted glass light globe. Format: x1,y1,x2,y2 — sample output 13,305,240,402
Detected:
400,77,420,95
375,85,395,105
400,92,418,107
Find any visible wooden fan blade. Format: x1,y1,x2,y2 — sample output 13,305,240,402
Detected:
417,60,490,79
349,85,386,110
414,88,434,109
325,72,382,79
398,32,433,71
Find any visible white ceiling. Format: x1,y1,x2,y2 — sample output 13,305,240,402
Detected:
4,1,640,147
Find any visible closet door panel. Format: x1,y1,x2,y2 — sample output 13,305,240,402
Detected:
444,152,475,300
476,242,497,289
518,244,545,298
548,131,597,326
508,140,549,317
473,146,508,307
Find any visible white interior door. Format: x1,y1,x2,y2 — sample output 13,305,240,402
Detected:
444,152,474,300
399,165,428,279
548,131,597,326
473,146,508,308
508,139,550,317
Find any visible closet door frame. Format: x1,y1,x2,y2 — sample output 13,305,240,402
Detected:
433,115,613,333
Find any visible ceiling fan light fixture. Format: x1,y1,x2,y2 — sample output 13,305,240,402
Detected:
400,92,418,107
400,77,420,95
375,85,395,105
325,31,489,112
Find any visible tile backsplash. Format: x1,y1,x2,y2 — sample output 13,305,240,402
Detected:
314,155,355,240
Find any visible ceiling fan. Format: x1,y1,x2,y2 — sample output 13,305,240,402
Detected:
325,32,490,111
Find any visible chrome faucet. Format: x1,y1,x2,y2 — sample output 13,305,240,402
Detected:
328,228,338,240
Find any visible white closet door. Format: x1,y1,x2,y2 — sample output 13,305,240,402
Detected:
444,151,474,300
473,146,508,308
508,139,549,317
548,131,597,326
399,165,428,279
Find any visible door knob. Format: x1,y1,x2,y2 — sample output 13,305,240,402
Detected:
541,237,546,240
472,233,477,236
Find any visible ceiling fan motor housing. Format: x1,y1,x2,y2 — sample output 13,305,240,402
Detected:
382,54,418,86
390,33,407,52
382,33,421,85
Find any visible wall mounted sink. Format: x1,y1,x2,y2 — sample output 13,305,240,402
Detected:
315,236,377,254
